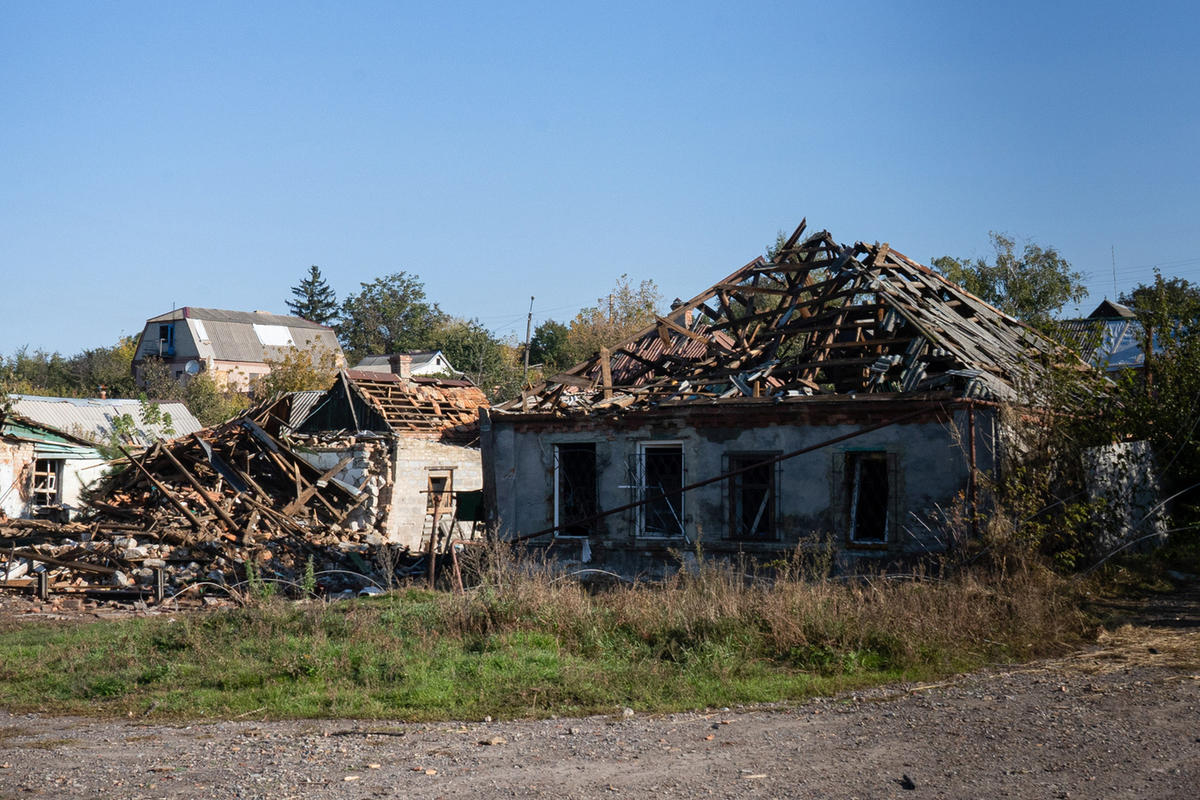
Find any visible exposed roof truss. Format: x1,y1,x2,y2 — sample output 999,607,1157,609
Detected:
507,221,1070,413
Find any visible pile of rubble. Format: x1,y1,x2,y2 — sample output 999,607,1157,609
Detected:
0,405,427,605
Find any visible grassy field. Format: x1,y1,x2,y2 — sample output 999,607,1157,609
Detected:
0,551,1093,721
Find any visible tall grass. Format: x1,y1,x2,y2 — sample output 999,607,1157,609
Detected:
0,544,1090,720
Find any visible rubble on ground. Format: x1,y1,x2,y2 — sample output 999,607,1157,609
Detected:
0,402,431,606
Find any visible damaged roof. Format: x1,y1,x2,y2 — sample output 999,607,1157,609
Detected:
501,220,1074,414
296,370,488,444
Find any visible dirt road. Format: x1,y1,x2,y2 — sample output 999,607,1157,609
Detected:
0,599,1196,799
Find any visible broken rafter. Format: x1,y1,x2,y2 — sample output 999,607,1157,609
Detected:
497,222,1076,413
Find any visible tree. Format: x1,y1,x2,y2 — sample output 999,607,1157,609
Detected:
68,336,139,398
932,232,1086,323
565,274,663,363
528,320,571,373
336,272,446,362
138,358,185,402
183,373,250,426
1120,271,1200,336
432,318,523,400
253,344,341,398
287,265,339,325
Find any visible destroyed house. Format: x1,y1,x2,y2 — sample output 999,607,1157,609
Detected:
1,412,103,521
1,396,202,521
481,221,1074,574
132,307,345,392
281,369,489,550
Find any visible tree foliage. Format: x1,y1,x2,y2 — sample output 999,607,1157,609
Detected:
287,265,339,325
182,373,250,427
336,272,446,362
529,319,572,374
253,345,342,399
1,338,139,399
1108,273,1200,525
932,232,1086,322
1120,270,1200,336
432,318,522,399
565,274,662,364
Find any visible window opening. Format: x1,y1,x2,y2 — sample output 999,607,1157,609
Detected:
729,453,776,539
32,459,62,507
639,442,684,536
157,323,175,357
555,443,597,536
846,451,889,543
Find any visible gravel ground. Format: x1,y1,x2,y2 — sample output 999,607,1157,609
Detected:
0,596,1196,799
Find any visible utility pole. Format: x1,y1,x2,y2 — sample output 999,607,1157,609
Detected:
1111,245,1118,297
522,296,534,384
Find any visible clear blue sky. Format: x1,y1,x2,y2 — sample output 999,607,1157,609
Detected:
3,1,1198,355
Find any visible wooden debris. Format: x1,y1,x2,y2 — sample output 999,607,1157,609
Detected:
499,225,1082,414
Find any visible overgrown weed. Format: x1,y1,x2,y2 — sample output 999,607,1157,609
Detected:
0,540,1090,720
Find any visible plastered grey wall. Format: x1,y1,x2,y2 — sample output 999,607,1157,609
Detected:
487,406,999,575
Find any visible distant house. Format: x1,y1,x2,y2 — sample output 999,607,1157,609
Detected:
132,307,345,392
1060,300,1161,374
1,395,204,520
352,351,461,378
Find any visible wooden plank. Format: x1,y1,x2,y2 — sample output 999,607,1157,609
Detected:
283,456,354,516
158,444,241,535
118,445,206,532
599,347,613,400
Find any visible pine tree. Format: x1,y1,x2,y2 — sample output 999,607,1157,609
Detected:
287,265,338,325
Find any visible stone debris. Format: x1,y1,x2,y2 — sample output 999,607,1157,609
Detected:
0,401,427,605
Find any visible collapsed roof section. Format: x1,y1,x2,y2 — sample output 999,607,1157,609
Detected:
296,370,488,444
503,221,1070,414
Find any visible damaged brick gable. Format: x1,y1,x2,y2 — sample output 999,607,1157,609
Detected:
297,370,487,444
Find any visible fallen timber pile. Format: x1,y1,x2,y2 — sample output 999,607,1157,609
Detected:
0,407,426,606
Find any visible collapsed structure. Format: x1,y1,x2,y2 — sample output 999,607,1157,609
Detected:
0,363,488,604
482,221,1075,574
287,368,488,551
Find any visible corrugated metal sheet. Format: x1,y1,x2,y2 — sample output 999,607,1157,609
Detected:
1059,319,1158,372
283,390,327,433
8,395,204,445
192,319,342,363
146,306,331,330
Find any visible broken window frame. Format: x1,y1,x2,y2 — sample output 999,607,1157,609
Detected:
553,442,598,538
31,458,63,507
725,451,780,540
426,469,453,513
636,440,686,538
839,449,896,547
